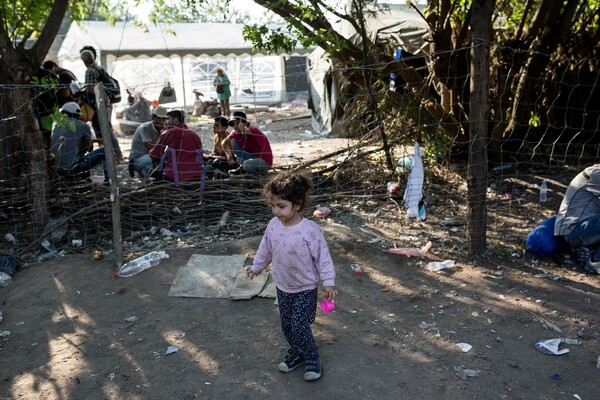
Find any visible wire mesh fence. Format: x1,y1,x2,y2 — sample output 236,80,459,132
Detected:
1,43,599,267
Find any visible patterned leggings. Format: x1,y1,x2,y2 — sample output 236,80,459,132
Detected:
277,287,319,363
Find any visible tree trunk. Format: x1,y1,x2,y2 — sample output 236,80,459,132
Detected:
467,0,494,254
0,0,69,239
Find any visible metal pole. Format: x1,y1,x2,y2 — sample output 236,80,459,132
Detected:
94,85,123,270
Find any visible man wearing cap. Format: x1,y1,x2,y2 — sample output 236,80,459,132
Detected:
50,102,108,182
148,109,204,183
128,106,168,178
222,111,273,174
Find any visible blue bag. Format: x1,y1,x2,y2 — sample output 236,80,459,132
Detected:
525,216,564,257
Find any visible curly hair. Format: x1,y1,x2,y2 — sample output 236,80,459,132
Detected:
263,171,313,211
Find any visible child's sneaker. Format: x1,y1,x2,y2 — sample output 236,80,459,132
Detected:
278,351,305,373
304,359,321,381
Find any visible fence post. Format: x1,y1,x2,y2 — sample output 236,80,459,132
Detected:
467,0,494,253
94,85,123,269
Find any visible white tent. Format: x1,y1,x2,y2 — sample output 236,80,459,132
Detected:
308,4,429,136
58,21,311,112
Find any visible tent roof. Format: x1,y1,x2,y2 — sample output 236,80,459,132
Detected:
59,21,310,61
340,3,429,54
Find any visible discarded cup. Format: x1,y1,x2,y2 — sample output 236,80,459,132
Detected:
321,299,335,313
350,264,365,274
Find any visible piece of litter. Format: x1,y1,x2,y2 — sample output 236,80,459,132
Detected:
456,343,473,353
124,316,137,323
165,345,179,355
419,321,437,329
535,338,570,355
454,366,480,379
350,264,365,274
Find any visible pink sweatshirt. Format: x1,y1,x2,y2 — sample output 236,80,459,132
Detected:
251,217,336,293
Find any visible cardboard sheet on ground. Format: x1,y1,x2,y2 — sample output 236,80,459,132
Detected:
229,267,270,300
168,254,275,299
168,254,247,298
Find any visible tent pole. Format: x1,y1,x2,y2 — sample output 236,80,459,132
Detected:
180,53,187,112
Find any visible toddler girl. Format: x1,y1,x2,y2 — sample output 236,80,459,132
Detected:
246,171,337,381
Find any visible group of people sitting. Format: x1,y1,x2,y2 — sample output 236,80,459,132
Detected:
39,46,126,178
43,45,273,186
50,98,273,185
129,109,272,183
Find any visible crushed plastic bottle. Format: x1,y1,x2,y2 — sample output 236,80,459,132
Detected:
115,251,169,278
426,260,456,271
0,272,13,288
540,180,548,203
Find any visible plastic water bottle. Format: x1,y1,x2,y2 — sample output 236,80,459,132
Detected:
426,260,456,271
115,251,169,278
539,180,548,203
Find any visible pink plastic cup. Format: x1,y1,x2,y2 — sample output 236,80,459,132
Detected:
321,299,336,313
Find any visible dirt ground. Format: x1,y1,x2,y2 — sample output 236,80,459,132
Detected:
2,115,600,399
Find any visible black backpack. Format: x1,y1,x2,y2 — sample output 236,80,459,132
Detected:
92,65,122,104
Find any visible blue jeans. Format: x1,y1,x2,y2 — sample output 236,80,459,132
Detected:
132,154,154,178
232,140,270,173
565,215,600,261
60,148,108,181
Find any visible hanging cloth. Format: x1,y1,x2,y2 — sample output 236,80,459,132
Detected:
158,82,177,104
403,142,425,220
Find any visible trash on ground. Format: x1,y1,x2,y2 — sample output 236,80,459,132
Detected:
0,255,16,277
456,343,473,353
385,241,432,257
454,366,480,379
313,207,331,219
596,355,600,369
92,250,103,261
419,321,437,329
115,251,169,278
4,233,17,244
535,273,566,282
529,311,562,333
40,240,55,253
165,345,179,355
0,272,13,288
535,338,571,355
124,316,137,323
426,260,456,271
0,330,11,337
350,263,365,274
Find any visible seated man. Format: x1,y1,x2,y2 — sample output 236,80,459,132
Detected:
128,106,168,178
222,111,273,174
204,116,235,176
122,91,152,123
554,164,600,274
148,109,203,183
50,102,107,182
